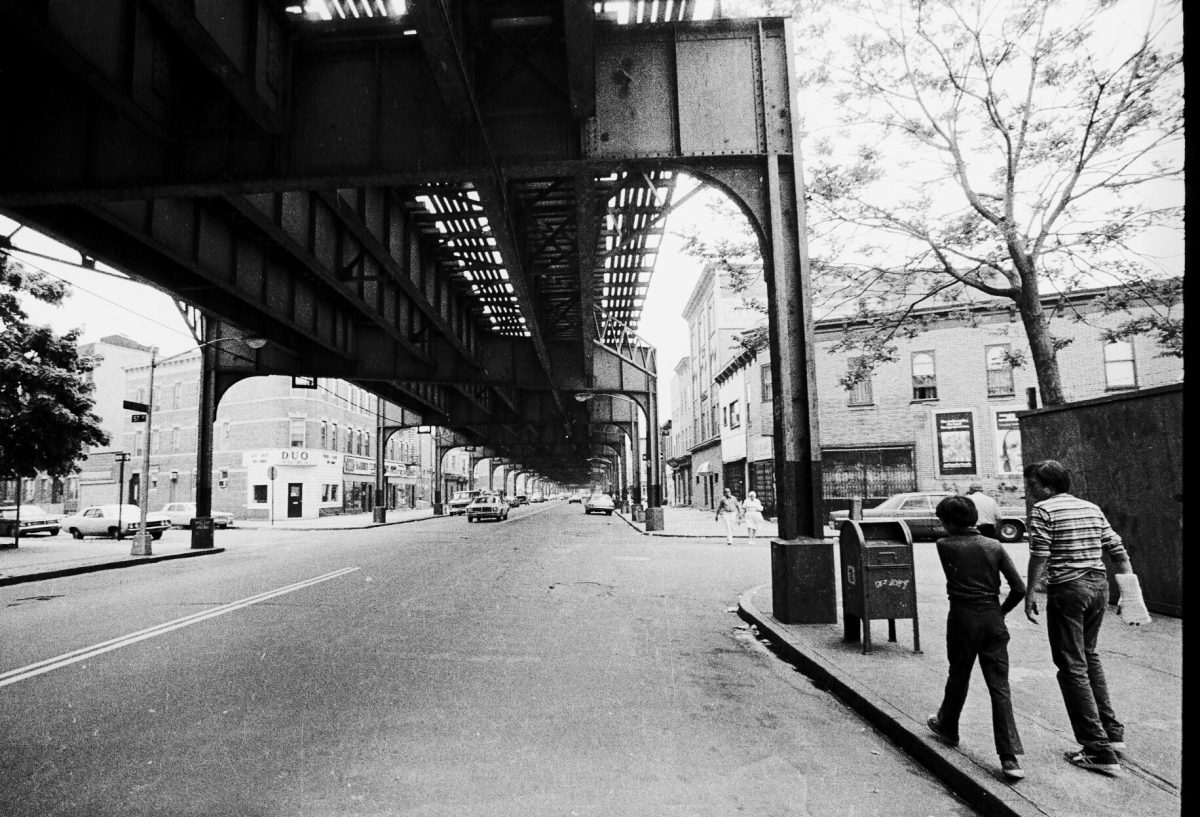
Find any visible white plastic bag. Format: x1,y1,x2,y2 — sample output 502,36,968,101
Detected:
1115,573,1151,625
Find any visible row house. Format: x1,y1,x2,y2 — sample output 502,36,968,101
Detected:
672,282,1183,517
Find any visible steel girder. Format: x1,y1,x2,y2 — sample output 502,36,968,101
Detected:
0,4,813,514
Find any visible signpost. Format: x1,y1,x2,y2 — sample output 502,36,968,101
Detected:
114,452,130,533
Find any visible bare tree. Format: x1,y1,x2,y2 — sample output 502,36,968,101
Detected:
795,0,1183,404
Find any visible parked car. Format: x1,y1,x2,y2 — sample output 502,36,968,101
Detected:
159,502,235,529
60,504,172,540
512,494,529,507
529,492,545,503
0,504,61,537
568,493,585,504
466,493,509,523
583,493,615,515
828,491,1026,542
447,490,481,515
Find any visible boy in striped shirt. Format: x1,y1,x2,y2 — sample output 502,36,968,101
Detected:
1023,460,1133,777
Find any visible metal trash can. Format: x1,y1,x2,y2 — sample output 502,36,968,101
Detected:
632,504,645,523
771,538,837,624
839,519,920,654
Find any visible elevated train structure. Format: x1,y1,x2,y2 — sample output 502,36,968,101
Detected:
0,1,823,560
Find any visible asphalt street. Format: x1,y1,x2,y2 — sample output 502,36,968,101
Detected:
2,502,976,817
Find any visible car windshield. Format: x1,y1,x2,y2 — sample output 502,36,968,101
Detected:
452,492,472,500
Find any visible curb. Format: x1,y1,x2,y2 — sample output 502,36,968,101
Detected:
613,511,741,539
0,547,226,588
737,585,1045,817
235,511,457,533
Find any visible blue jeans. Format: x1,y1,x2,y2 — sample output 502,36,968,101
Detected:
937,604,1023,757
1046,572,1123,758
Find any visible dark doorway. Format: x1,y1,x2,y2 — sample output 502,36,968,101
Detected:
128,473,140,505
287,483,303,518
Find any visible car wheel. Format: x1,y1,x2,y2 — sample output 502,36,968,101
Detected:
109,527,122,540
49,528,59,536
151,531,163,541
606,510,612,515
997,521,1024,543
70,528,83,540
467,516,474,523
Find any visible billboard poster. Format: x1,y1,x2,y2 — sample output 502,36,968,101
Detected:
993,409,1023,477
935,411,977,476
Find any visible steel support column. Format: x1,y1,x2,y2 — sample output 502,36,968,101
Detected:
764,151,833,624
192,323,218,549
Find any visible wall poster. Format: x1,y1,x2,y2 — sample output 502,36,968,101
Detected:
934,411,977,476
993,409,1024,477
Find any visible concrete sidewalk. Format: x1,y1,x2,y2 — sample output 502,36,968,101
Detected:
618,510,1181,815
617,504,786,539
0,506,450,586
738,541,1181,817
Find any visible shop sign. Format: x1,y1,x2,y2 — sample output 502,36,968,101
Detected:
343,456,376,476
934,410,977,476
243,449,339,468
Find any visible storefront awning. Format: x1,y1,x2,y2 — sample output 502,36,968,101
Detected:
694,461,712,473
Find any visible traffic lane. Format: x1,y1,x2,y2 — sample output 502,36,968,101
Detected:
1,503,973,816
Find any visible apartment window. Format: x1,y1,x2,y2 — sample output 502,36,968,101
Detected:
170,426,180,453
320,420,328,449
728,400,740,428
135,431,144,456
364,432,371,455
1104,341,1137,389
985,345,1015,397
761,367,773,402
911,352,938,400
345,428,353,454
253,485,268,503
722,405,728,427
330,423,338,451
847,359,874,406
172,382,182,409
152,386,162,409
289,415,306,448
152,429,161,453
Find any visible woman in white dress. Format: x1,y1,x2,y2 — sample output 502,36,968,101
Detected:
742,491,764,544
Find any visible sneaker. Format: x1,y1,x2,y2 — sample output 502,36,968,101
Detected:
927,715,959,747
1064,750,1121,777
1109,741,1127,752
1000,758,1025,781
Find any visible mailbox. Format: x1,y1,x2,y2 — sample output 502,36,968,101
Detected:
839,519,921,654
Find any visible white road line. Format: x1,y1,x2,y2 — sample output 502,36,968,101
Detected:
0,567,359,689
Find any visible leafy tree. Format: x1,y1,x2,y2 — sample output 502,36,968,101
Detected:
0,255,109,499
794,0,1183,404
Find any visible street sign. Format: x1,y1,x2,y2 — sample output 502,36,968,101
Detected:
123,400,150,412
131,413,147,423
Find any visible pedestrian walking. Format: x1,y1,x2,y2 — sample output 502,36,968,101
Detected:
1023,460,1133,777
742,491,764,544
926,496,1027,781
715,488,740,546
966,483,1000,539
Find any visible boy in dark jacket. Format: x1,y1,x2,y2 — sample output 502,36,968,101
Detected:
927,495,1027,781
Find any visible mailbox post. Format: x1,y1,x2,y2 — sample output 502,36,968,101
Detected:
839,519,921,654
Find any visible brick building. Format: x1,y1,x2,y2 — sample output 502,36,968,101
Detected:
676,265,757,510
685,284,1183,516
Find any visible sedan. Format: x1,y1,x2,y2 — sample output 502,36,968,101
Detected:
60,504,172,540
829,492,1026,542
160,502,235,529
0,504,61,537
466,493,509,522
583,493,615,515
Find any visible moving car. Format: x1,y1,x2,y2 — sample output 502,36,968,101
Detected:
828,491,1027,542
512,494,529,507
583,493,615,515
568,492,586,504
529,492,545,503
60,504,172,540
160,502,235,529
447,490,481,515
466,493,509,522
0,504,61,537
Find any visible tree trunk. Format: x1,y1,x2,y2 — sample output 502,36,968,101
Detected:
1015,281,1065,406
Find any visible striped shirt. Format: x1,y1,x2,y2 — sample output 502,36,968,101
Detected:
1028,493,1128,584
